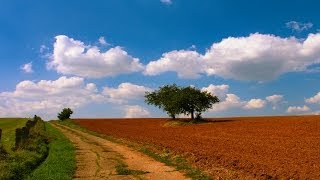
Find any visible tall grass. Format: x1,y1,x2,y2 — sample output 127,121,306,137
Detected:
0,117,48,179
27,123,76,180
0,118,27,152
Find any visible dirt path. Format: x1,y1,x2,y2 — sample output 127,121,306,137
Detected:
52,123,188,180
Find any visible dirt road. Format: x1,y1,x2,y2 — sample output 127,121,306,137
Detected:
52,123,188,180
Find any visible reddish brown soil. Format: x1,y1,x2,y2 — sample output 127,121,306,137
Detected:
75,116,320,179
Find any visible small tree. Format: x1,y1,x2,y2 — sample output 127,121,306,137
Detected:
145,84,220,120
58,108,73,120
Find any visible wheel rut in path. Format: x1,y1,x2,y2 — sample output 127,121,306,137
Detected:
52,123,188,180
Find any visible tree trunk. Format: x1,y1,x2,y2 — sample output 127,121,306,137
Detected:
170,113,176,119
191,110,194,119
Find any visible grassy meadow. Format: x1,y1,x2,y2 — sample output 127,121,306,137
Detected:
27,122,76,180
0,118,75,179
0,118,28,151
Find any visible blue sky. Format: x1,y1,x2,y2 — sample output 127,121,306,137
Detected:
1,0,320,119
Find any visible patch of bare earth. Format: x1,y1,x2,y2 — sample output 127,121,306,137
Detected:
52,123,188,180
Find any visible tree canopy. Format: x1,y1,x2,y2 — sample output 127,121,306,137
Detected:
57,108,73,120
145,84,219,120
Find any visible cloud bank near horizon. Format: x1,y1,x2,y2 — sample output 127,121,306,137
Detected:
3,32,320,119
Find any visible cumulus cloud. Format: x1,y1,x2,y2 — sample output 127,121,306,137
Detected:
21,62,33,73
210,93,244,112
47,35,144,78
305,92,320,104
0,77,154,119
201,84,229,99
244,99,266,109
160,0,172,5
145,33,320,81
286,105,311,114
144,50,204,78
286,21,313,32
102,83,152,104
266,94,283,103
0,76,102,119
266,94,283,110
202,84,266,112
124,105,150,118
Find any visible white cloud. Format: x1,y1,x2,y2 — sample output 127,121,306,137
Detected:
103,83,152,104
160,0,172,5
287,105,311,113
0,76,101,119
124,105,150,118
144,50,204,78
21,62,33,73
305,92,320,104
286,21,313,32
244,99,266,109
98,36,109,45
266,94,283,103
210,93,244,112
47,35,144,78
205,33,320,81
203,84,267,112
145,33,320,81
201,84,229,99
266,94,283,110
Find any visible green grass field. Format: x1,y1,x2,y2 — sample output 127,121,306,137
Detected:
0,118,76,179
0,118,28,151
27,122,76,180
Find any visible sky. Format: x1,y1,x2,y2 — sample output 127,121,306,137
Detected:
1,0,320,120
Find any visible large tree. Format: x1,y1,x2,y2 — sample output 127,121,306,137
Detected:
180,86,219,119
145,84,182,119
145,84,219,120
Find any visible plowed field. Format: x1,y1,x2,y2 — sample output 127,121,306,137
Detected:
75,116,320,179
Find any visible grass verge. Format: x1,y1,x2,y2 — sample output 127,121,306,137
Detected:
0,118,28,152
115,158,148,176
0,117,48,179
27,122,76,180
55,120,211,180
139,146,210,179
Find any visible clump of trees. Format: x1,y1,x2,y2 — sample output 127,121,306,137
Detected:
58,108,73,121
145,84,219,120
